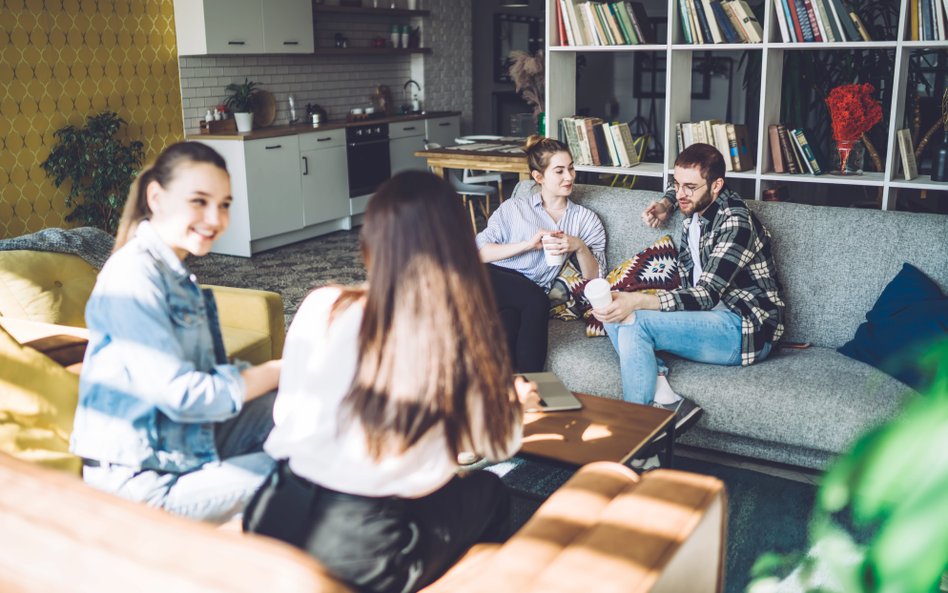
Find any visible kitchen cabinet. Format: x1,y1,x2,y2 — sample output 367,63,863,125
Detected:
424,115,461,148
389,121,427,175
245,138,304,240
300,130,349,226
173,0,313,56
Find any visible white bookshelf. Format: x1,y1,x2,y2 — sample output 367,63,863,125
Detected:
544,0,948,209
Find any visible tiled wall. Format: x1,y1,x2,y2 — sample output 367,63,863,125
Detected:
178,0,473,133
0,0,184,239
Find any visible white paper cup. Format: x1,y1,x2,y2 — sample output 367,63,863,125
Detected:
542,234,565,266
584,278,613,310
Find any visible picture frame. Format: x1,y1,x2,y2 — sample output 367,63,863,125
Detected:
494,13,542,84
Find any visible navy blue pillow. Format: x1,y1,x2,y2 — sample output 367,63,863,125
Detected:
838,263,948,392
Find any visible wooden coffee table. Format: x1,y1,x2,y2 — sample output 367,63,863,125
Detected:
520,392,676,468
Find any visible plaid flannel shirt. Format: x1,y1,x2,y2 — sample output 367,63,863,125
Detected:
657,185,785,365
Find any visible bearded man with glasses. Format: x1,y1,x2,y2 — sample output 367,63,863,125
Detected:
593,143,785,453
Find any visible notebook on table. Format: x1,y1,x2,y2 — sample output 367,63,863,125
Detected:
517,372,583,412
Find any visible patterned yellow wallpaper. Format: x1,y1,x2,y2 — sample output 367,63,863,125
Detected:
0,0,183,238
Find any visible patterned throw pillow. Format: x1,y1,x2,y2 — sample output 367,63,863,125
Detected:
549,235,680,336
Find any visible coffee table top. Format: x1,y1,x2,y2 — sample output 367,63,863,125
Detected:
520,393,674,466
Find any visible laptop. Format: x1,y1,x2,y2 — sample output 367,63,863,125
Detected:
517,372,583,412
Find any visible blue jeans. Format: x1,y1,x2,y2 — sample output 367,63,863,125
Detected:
604,310,768,405
83,391,277,524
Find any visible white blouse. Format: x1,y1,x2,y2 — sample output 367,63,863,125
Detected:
265,286,522,498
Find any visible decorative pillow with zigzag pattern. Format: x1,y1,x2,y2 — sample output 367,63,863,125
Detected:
549,235,680,337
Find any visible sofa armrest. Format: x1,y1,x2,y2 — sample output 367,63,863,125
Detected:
205,284,286,360
425,462,726,593
0,452,352,593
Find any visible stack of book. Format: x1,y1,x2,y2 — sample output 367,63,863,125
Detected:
767,124,826,175
771,0,872,42
556,1,657,46
559,116,641,168
676,120,755,172
908,0,948,41
677,0,764,44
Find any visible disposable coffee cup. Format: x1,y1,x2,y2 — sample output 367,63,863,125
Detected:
584,278,612,310
542,234,565,266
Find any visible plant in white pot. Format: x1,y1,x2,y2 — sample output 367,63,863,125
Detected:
224,78,259,133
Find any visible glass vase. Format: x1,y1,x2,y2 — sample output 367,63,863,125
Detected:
831,139,862,176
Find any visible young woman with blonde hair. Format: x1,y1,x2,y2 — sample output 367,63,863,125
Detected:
244,171,536,593
476,135,606,371
71,141,281,524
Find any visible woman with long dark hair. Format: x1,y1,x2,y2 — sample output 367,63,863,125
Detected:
244,171,536,593
71,142,281,524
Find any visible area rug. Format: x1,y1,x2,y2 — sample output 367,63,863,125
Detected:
490,455,817,593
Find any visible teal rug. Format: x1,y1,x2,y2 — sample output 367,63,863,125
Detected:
490,455,817,593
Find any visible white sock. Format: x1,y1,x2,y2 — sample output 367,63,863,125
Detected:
653,374,682,405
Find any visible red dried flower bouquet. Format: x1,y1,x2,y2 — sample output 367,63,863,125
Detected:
825,83,883,142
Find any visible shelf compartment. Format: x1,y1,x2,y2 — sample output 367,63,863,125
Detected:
767,41,898,50
759,172,885,186
889,176,948,190
671,43,764,50
576,162,664,177
549,44,666,52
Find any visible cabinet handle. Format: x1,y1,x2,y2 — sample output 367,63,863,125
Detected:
438,122,452,127
402,126,417,131
227,41,246,45
302,156,309,175
265,144,282,150
283,40,299,45
317,137,332,142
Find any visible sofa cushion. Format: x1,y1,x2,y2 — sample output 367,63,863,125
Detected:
837,263,947,392
0,325,81,474
546,319,912,460
0,250,97,326
222,326,274,366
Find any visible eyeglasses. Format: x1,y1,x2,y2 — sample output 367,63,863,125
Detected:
672,182,708,197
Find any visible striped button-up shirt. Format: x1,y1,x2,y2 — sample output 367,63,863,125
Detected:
476,192,606,290
657,185,785,365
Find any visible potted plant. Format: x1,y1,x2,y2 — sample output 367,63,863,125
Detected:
40,111,144,234
224,78,259,133
507,50,545,135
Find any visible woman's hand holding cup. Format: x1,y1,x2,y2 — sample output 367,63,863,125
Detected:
540,231,567,266
584,278,613,311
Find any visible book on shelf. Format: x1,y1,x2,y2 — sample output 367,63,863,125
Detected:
616,122,641,166
807,0,830,41
776,124,802,174
729,123,754,171
711,123,734,171
849,10,872,40
559,116,640,169
556,0,569,45
611,2,638,44
802,0,824,41
626,1,657,43
720,1,750,42
814,0,842,41
710,1,741,43
787,129,813,174
597,3,624,44
678,0,695,43
730,0,764,42
791,129,822,175
700,0,725,43
897,128,919,180
791,0,815,42
827,0,860,41
772,0,792,41
921,0,934,41
911,0,920,40
768,124,785,173
691,0,715,43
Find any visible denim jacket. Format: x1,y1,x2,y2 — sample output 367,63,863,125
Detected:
70,221,249,473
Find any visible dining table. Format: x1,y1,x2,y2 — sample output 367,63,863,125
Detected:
414,142,531,181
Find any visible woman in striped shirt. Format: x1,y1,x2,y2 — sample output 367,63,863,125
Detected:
476,136,606,372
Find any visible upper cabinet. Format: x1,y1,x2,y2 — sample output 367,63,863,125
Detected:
174,0,314,56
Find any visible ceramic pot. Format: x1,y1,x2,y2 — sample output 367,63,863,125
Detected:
234,112,253,133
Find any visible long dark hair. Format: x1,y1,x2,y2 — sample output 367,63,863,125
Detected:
113,142,228,251
334,171,520,460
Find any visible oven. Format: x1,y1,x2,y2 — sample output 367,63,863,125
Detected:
346,123,390,214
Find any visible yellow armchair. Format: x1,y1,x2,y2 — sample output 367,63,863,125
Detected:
0,249,285,363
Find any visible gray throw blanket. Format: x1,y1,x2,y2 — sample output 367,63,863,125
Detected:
0,227,115,270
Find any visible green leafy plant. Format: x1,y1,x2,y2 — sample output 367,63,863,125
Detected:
224,78,259,113
749,341,948,593
40,111,144,234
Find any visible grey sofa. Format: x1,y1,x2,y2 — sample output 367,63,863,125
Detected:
524,182,948,470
